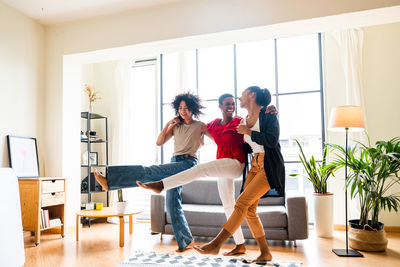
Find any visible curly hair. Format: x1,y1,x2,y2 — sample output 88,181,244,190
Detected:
171,92,204,119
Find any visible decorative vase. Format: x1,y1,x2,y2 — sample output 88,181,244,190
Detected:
89,101,94,113
115,201,128,214
349,220,388,251
313,193,334,238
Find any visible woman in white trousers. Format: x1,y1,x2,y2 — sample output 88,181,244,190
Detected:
139,93,247,256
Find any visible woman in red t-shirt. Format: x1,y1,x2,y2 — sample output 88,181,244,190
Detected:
138,93,247,255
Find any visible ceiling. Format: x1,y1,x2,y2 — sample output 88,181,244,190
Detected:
2,0,186,25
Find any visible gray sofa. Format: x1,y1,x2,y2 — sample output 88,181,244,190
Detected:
151,178,308,243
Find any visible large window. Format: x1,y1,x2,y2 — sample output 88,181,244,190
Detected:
126,60,158,219
275,34,324,200
157,33,324,222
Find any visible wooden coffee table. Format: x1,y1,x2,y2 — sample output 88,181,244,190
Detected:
76,207,141,247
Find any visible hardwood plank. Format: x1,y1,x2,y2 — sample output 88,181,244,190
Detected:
23,222,400,267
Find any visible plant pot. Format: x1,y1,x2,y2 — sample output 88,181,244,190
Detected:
349,219,388,252
313,193,334,238
115,201,128,214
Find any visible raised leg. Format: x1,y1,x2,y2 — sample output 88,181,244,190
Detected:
119,216,124,247
106,159,196,190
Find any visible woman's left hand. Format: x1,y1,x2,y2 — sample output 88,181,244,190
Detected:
265,105,278,114
237,125,252,136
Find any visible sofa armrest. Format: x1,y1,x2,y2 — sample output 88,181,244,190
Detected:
286,195,308,240
150,194,166,233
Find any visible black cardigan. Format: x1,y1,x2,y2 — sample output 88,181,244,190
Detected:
241,107,286,197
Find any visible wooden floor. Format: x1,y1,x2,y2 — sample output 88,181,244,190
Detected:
23,222,400,267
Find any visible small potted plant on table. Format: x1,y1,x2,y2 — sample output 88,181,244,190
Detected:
116,189,128,213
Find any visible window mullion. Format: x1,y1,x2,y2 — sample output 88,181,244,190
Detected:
274,38,280,112
160,54,164,164
318,33,326,149
233,44,238,116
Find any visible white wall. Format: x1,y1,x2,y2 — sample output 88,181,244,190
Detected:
363,22,400,142
324,22,400,226
0,2,44,171
362,22,400,226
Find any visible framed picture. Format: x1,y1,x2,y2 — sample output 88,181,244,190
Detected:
7,135,40,178
89,152,98,165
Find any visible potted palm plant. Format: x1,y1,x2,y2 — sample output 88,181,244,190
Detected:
330,136,400,251
290,140,337,237
115,189,127,213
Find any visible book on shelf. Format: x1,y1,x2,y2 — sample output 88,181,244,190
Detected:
49,218,62,228
40,209,62,228
40,209,50,228
45,210,50,228
40,209,45,229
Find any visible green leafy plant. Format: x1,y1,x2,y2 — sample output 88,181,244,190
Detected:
330,136,400,229
290,139,337,194
118,189,124,202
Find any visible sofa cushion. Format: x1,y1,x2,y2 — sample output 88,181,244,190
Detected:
181,178,224,205
166,204,287,228
181,178,285,206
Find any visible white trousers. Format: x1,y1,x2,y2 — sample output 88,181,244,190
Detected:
163,158,245,245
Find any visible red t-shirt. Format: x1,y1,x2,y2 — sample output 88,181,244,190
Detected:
207,117,245,163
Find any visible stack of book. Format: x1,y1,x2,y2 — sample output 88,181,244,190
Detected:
40,209,62,229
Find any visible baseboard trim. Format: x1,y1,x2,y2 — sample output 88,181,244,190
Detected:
334,224,400,232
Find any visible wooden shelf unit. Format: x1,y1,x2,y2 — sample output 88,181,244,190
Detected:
18,177,66,246
81,111,109,207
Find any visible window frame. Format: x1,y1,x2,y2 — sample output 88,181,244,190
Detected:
160,33,325,165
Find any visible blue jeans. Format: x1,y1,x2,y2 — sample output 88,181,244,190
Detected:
106,155,197,250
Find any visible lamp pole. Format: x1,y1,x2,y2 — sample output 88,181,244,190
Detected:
332,127,363,257
345,127,349,254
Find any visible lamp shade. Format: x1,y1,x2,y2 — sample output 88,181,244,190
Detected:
328,105,365,130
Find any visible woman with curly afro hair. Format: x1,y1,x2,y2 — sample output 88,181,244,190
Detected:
171,93,204,122
94,92,208,252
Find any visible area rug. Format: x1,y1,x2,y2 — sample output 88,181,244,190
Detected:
115,251,302,267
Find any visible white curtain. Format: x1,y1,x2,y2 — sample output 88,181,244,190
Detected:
331,28,368,143
108,60,159,222
111,60,133,164
332,29,364,106
331,28,367,220
107,60,133,223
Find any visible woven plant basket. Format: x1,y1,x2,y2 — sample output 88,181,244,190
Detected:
349,221,388,252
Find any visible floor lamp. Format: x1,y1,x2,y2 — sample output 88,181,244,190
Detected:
329,105,364,257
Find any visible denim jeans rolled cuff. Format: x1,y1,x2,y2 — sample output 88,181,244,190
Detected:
106,156,198,191
166,186,194,250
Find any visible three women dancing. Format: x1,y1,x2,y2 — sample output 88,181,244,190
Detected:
140,86,285,263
